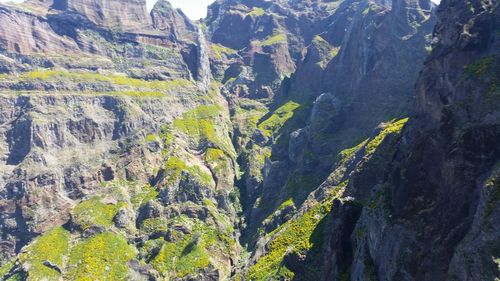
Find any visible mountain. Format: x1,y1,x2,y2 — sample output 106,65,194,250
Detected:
0,0,498,280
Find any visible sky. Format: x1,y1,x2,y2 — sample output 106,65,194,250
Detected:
0,0,439,20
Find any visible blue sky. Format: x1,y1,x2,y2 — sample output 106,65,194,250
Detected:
1,0,439,20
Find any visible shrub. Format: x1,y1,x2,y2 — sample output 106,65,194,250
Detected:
140,217,169,235
173,105,233,154
247,194,337,280
19,227,70,280
67,232,135,280
72,197,125,230
150,221,232,278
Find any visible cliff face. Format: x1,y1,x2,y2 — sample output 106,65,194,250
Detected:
0,0,498,280
315,0,500,280
0,0,241,279
64,0,153,30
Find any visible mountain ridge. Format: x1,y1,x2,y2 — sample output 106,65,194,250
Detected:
0,0,498,280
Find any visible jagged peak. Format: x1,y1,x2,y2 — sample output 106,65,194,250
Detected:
150,0,197,42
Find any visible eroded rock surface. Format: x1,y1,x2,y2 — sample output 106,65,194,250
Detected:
0,0,498,280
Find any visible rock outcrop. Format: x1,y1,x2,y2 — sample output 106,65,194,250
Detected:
309,0,499,280
64,0,152,31
0,0,498,280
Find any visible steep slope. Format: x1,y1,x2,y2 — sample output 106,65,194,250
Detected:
0,0,242,280
209,0,436,269
242,0,499,279
0,0,498,280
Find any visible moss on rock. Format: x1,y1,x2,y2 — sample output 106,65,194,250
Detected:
19,227,70,280
71,197,125,231
67,232,135,281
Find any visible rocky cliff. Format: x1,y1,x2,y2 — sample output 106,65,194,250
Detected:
0,0,498,280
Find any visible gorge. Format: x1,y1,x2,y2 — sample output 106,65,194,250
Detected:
0,0,498,280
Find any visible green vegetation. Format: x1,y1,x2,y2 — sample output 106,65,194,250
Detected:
150,220,233,278
211,44,237,60
173,105,223,145
131,184,159,207
18,227,70,280
464,56,496,77
72,197,125,230
204,148,230,176
258,101,300,137
247,191,339,280
255,34,287,47
140,217,169,235
102,91,165,97
165,156,188,183
187,165,213,185
164,157,213,186
0,90,166,98
247,7,265,17
365,118,409,155
233,99,269,137
263,198,295,224
0,260,15,278
204,148,226,163
145,134,157,142
338,139,369,165
152,235,210,278
463,56,499,103
277,198,294,211
8,69,192,94
312,35,340,67
67,232,135,281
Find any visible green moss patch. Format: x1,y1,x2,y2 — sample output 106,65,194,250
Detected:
204,148,230,176
247,7,265,17
72,197,125,230
258,101,300,137
365,118,408,155
338,139,369,165
152,236,210,278
312,36,340,67
164,157,213,186
140,217,169,236
211,44,237,60
247,190,340,280
0,260,15,278
67,232,135,280
131,184,159,207
2,69,193,95
255,34,287,47
19,227,70,280
173,105,232,152
150,220,233,278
